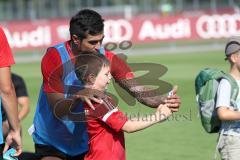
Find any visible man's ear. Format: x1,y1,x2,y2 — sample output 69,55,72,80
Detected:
72,35,80,45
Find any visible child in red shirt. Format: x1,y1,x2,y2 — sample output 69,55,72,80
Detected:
75,53,172,160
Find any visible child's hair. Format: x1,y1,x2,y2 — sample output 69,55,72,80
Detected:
75,52,110,83
224,37,240,63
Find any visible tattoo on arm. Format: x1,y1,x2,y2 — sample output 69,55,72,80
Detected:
116,79,167,108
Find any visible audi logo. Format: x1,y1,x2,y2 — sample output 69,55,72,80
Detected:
196,14,240,39
104,19,133,43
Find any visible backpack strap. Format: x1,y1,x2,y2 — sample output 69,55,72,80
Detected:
223,73,239,103
195,68,225,95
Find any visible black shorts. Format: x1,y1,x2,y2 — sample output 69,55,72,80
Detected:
35,144,86,160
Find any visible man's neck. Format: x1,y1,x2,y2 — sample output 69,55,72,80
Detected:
69,40,80,56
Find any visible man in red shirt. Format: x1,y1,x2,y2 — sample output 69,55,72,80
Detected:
0,27,22,157
32,9,180,160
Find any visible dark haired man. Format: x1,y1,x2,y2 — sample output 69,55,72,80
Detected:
31,9,180,160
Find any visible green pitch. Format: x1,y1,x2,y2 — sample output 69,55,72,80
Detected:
12,49,227,160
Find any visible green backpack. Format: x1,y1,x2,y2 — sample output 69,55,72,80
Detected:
195,68,239,133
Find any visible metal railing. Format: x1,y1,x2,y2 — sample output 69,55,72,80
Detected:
0,0,238,21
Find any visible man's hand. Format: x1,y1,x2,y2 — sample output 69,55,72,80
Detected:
74,88,105,110
3,129,22,156
164,86,181,112
81,96,103,110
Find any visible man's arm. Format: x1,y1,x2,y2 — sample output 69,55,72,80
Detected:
46,92,75,119
116,78,165,106
110,53,180,111
0,67,19,131
0,67,21,155
116,78,180,111
46,88,105,119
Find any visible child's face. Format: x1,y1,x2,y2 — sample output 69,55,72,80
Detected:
231,52,240,70
92,65,112,91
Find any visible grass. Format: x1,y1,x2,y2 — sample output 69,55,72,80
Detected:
11,49,228,159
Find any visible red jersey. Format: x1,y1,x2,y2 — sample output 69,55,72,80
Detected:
84,99,128,160
41,41,134,93
0,27,15,67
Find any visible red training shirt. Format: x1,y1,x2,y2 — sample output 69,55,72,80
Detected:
41,41,134,93
84,99,128,160
0,27,15,67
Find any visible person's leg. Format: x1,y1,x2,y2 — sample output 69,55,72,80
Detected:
35,144,67,160
18,152,41,160
67,152,86,160
41,157,63,160
218,135,240,160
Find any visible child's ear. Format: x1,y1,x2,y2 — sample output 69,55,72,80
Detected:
87,74,96,84
230,54,237,63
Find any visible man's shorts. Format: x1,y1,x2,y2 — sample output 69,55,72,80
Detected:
35,144,86,160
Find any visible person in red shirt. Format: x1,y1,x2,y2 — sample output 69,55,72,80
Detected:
0,27,22,157
74,53,172,160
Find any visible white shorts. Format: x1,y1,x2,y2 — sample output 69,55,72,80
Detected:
218,135,240,160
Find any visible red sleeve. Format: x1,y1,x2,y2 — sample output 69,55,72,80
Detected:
105,51,134,80
0,27,15,67
102,108,128,132
85,100,128,132
41,47,64,93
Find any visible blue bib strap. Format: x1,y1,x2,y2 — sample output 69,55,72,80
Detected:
99,46,105,55
52,43,73,80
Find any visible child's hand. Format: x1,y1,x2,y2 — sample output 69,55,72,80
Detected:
156,104,172,121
